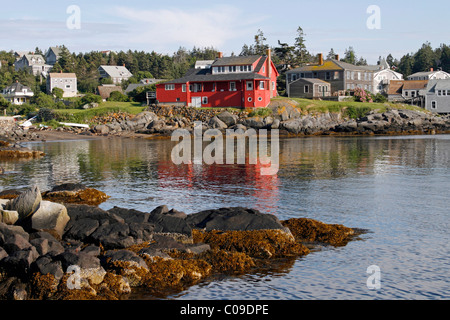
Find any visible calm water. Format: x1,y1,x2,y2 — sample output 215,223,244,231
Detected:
1,134,449,300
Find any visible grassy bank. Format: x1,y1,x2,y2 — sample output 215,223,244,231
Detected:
52,102,146,124
271,97,427,119
40,98,427,126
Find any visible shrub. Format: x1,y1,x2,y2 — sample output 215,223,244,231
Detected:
36,108,56,122
353,87,373,103
108,91,129,102
345,105,372,119
80,93,102,107
248,107,273,118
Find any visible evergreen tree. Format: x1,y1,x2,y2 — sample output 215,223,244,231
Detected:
327,48,337,60
412,42,436,73
342,47,357,65
293,27,309,66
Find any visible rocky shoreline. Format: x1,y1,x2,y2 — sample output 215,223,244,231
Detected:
1,102,450,144
0,184,363,300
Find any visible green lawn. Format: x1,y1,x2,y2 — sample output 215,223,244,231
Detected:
271,97,427,119
53,102,146,124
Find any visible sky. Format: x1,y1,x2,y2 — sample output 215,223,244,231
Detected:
1,0,449,64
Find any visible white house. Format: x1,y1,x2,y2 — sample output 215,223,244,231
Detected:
372,68,404,95
14,54,52,76
1,82,34,105
407,69,450,81
98,65,133,84
46,73,78,98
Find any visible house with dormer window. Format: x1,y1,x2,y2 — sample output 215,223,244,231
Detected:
156,50,278,108
14,54,52,76
98,65,133,84
1,81,34,105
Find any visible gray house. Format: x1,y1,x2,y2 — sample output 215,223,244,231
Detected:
286,53,381,97
425,79,450,113
14,54,52,76
45,46,63,65
46,73,78,97
288,78,331,99
98,65,133,84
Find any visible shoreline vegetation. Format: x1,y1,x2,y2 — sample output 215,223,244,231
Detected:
1,98,450,145
0,184,365,300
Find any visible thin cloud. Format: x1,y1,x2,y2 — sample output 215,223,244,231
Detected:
112,5,267,52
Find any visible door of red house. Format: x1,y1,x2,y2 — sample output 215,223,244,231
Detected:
191,97,201,108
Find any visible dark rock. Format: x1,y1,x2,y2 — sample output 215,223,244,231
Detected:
0,223,30,244
208,116,228,129
128,222,155,242
30,237,64,257
148,210,192,238
48,183,87,193
138,247,172,260
217,111,238,127
164,209,187,219
65,204,124,224
32,256,64,280
81,245,101,256
150,205,169,215
103,249,148,270
57,251,101,271
186,207,286,232
4,186,41,221
64,218,100,241
89,222,135,249
107,207,150,223
3,233,33,254
1,247,39,275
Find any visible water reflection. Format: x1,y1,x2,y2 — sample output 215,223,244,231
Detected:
1,134,449,299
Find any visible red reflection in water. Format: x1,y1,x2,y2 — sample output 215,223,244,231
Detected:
157,158,280,215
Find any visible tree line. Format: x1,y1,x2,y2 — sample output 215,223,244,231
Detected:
1,28,450,98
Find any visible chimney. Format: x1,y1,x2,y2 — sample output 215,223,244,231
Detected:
218,52,223,59
430,68,434,72
318,53,324,65
335,54,339,61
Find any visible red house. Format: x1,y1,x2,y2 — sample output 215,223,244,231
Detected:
156,50,279,109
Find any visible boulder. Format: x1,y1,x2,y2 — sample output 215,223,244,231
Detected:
63,218,99,241
89,222,135,249
1,209,18,225
0,247,7,260
31,201,70,238
2,233,33,254
5,186,41,221
186,207,286,232
65,204,123,224
32,256,64,281
103,249,148,270
29,237,64,257
107,207,150,224
208,116,228,130
0,247,39,276
148,209,192,240
217,111,238,127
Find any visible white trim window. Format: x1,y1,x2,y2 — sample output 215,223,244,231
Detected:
246,81,253,91
431,101,437,109
182,84,186,92
165,84,175,90
304,85,309,93
230,82,236,91
202,96,208,105
259,81,265,90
